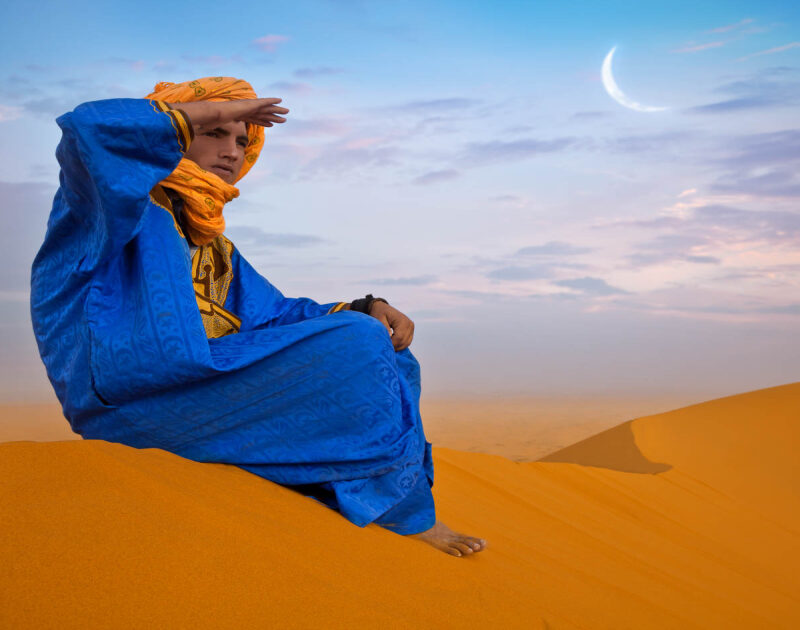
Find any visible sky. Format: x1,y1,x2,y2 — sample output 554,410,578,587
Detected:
1,0,798,401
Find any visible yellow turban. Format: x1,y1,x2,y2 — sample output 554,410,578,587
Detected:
146,77,265,246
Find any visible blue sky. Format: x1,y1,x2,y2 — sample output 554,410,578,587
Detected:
1,0,798,400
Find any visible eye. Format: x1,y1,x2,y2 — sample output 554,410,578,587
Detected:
204,131,219,138
236,139,248,148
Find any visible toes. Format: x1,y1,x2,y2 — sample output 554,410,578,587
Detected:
465,537,487,551
451,542,474,556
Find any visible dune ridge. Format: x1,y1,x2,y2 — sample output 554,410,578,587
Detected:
2,383,798,628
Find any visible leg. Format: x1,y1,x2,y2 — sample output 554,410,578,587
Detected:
79,312,435,531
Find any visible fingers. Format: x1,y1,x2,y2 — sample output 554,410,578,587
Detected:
241,108,289,127
180,99,290,131
376,315,392,337
368,303,414,351
234,99,290,128
388,315,414,351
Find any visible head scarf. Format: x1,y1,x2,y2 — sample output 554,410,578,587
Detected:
146,77,265,245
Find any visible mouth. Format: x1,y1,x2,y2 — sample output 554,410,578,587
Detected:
210,164,234,177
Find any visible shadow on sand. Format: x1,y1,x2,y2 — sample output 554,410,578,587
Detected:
537,420,671,474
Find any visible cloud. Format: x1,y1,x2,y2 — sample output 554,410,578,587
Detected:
613,202,800,267
671,41,725,54
4,75,140,118
440,288,527,302
502,124,535,134
713,128,800,169
0,181,56,295
637,206,800,243
182,54,243,67
694,205,800,242
268,81,313,95
253,34,290,53
282,139,402,178
413,169,460,185
626,233,721,267
709,129,800,198
489,194,524,204
224,226,325,252
364,275,437,286
0,105,23,122
486,265,554,281
706,18,754,34
20,98,76,117
294,67,344,78
462,137,577,165
514,241,593,257
685,255,721,264
380,97,481,114
103,56,149,71
686,69,800,113
410,115,463,136
570,111,613,121
711,167,800,198
759,303,800,315
283,117,351,138
553,277,628,296
737,42,800,62
603,131,694,153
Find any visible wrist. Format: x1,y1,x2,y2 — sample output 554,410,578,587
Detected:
368,298,388,315
349,294,389,315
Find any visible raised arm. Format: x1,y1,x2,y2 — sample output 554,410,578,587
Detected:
53,98,194,272
52,97,289,273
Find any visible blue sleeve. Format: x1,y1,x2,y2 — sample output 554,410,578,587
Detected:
53,98,192,273
228,247,339,329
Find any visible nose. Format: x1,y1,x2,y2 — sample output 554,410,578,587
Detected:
218,136,241,163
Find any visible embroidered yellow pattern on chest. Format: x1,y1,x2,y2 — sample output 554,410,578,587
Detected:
150,185,241,339
192,236,241,339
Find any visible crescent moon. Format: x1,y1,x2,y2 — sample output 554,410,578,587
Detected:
602,46,668,112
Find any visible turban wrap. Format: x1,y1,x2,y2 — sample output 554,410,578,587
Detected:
146,77,265,246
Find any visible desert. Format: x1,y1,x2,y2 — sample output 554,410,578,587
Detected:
2,383,798,628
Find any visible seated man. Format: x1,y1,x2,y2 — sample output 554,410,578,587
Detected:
31,76,486,557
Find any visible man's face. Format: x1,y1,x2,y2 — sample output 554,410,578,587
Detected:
184,119,248,184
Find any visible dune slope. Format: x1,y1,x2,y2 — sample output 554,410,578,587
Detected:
2,383,798,629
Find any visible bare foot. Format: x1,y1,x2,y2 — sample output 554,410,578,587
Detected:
410,520,487,557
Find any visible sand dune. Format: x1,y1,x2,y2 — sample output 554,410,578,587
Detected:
2,383,798,628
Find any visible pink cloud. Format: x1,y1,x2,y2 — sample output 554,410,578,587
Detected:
671,41,725,53
268,81,313,95
737,42,800,62
0,105,22,121
705,18,753,34
253,34,290,53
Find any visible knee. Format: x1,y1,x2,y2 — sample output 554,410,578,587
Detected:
339,312,395,353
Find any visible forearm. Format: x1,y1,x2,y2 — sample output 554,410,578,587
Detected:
166,101,225,134
166,98,288,134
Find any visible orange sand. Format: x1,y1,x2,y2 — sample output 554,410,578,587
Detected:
1,383,798,628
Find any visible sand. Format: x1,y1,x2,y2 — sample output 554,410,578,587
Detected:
1,383,798,628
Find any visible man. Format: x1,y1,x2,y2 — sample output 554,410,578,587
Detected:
31,77,486,557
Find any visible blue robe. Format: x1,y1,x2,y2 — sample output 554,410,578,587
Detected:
30,98,435,534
